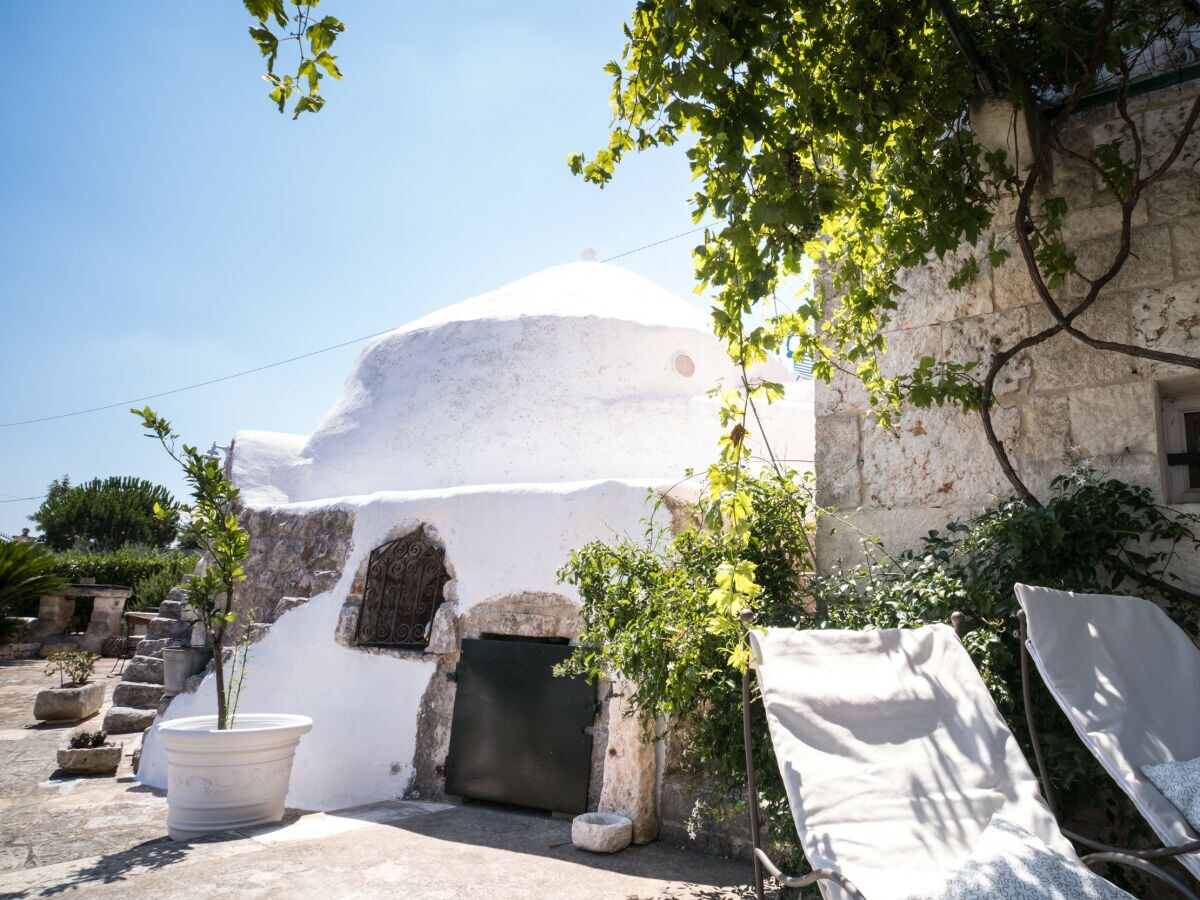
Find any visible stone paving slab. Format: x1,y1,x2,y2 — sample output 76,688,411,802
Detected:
0,659,772,899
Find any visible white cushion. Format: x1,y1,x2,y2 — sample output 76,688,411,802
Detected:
911,816,1134,900
1143,756,1200,832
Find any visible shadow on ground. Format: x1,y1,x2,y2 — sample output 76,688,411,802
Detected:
343,800,762,896
11,838,189,898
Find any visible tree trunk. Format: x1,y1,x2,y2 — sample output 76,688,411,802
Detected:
213,637,228,730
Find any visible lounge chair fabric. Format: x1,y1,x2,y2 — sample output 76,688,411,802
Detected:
749,624,1075,900
1015,583,1200,880
907,815,1133,900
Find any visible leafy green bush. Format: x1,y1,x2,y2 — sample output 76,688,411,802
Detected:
44,650,99,687
131,562,194,613
68,730,109,749
0,541,67,640
45,548,197,613
559,470,815,865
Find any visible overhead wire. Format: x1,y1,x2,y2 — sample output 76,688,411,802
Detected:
1,223,714,431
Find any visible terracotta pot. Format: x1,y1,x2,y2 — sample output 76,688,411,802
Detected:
157,713,312,840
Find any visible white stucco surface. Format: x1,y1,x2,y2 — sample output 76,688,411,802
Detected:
138,479,684,810
232,262,813,504
140,261,816,813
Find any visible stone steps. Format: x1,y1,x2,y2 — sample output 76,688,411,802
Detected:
146,618,192,641
105,588,200,737
124,655,164,685
112,681,165,709
134,637,170,658
103,705,158,735
157,598,184,620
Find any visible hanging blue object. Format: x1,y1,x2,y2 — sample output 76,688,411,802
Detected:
785,336,814,381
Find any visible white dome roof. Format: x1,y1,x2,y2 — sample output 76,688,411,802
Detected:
400,261,712,331
234,262,811,503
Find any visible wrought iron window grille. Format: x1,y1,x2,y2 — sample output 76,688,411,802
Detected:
354,528,449,651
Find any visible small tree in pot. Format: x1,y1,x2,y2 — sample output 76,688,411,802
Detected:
135,407,247,729
134,407,311,840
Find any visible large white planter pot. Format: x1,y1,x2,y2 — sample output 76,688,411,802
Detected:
157,713,312,841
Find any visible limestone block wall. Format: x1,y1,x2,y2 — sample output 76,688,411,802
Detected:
815,81,1200,591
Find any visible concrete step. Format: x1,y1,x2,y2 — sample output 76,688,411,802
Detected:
134,637,170,658
112,681,164,709
124,655,164,685
103,705,157,735
157,599,184,620
147,618,192,641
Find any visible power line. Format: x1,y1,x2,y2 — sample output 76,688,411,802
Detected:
601,223,709,262
0,495,45,504
0,330,394,428
1,225,713,430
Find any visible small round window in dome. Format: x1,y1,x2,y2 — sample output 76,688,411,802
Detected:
672,353,696,377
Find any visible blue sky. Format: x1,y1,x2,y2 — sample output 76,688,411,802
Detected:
1,3,709,537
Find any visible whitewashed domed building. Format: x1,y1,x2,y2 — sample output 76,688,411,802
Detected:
138,261,813,845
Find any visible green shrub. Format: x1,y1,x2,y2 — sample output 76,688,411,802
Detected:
130,562,194,613
811,465,1200,830
68,730,109,749
44,650,99,687
559,470,815,866
45,547,197,613
0,541,67,637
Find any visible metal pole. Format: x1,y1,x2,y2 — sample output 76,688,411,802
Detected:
740,610,764,900
1018,610,1057,815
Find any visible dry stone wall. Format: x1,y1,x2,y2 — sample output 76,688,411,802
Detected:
233,505,355,624
815,81,1200,590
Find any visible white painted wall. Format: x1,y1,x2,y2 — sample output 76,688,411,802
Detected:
138,479,682,810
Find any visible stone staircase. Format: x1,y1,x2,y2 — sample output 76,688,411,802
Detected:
103,591,193,735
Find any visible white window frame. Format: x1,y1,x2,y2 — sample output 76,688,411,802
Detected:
1162,394,1200,505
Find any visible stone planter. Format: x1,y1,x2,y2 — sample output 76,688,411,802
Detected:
34,682,105,722
162,646,213,697
57,743,122,775
157,713,313,841
571,811,633,853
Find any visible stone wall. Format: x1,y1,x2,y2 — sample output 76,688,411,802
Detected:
815,80,1200,591
233,505,355,624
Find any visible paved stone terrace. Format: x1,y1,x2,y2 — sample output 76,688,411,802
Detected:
0,659,769,899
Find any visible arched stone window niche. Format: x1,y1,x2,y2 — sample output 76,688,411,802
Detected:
354,527,450,651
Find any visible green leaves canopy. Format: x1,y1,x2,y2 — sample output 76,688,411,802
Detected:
244,1,344,119
31,476,180,553
575,0,1198,420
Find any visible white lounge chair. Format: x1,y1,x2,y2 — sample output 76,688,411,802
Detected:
1016,583,1200,885
740,616,1195,898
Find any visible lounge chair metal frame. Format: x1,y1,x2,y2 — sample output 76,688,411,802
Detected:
1018,608,1200,897
739,610,1199,899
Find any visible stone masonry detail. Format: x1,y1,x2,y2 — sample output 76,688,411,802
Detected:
815,82,1200,594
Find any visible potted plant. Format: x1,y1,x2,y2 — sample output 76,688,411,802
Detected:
34,650,104,722
136,407,311,841
57,729,121,775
